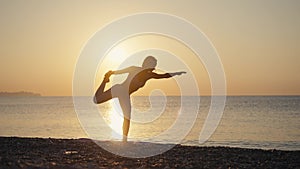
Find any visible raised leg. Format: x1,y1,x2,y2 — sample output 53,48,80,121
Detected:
94,73,112,104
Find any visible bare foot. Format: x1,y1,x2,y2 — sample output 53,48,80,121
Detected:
103,71,113,83
122,136,128,143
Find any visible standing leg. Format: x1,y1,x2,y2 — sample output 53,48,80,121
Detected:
122,117,130,142
118,93,131,142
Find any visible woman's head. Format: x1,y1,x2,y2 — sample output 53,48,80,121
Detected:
142,56,157,69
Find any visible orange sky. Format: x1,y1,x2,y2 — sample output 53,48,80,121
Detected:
0,1,299,96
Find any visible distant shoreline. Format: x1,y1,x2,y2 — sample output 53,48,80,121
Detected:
0,91,41,97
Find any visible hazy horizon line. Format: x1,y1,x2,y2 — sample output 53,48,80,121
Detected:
18,94,300,97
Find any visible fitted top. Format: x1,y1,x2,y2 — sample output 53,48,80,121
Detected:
119,66,170,94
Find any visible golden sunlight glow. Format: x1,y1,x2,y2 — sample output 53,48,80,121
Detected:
107,45,128,64
1,2,300,96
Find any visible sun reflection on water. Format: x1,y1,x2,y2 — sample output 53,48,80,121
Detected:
107,101,124,140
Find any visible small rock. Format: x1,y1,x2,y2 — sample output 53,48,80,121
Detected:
64,150,78,155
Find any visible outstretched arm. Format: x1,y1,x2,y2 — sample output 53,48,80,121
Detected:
152,71,186,79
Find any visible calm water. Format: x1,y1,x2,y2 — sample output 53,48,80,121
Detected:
0,96,299,150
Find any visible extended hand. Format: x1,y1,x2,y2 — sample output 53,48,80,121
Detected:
175,71,187,76
105,70,114,77
104,70,113,82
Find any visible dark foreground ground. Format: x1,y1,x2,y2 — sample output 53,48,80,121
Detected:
0,137,299,169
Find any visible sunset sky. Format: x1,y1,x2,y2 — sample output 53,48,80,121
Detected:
0,0,299,96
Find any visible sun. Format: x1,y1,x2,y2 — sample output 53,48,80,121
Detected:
95,44,130,86
106,44,129,65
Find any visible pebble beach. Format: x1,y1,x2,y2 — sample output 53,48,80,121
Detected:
0,137,299,168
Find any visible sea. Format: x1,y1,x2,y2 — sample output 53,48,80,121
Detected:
0,96,299,151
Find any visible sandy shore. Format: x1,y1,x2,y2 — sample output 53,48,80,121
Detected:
0,137,299,169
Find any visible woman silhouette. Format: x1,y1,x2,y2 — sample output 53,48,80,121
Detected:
94,56,186,142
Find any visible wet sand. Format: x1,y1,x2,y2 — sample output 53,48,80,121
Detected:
0,137,299,168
